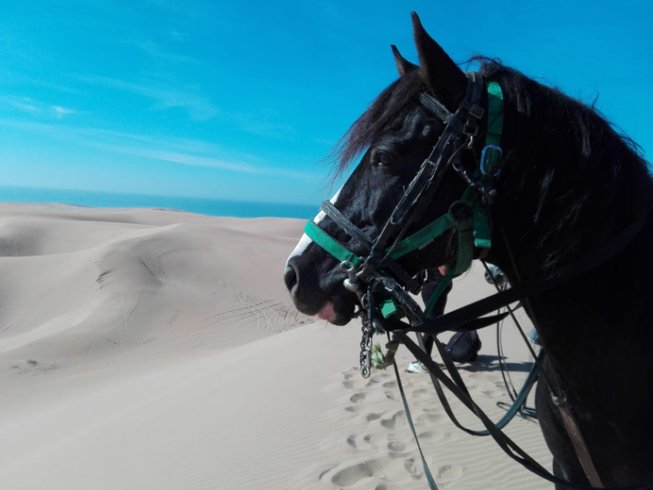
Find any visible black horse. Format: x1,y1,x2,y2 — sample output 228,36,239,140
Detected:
284,13,653,489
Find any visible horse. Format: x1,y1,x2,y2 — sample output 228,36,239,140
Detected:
284,12,653,489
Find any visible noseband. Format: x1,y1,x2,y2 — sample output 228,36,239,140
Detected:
304,72,506,376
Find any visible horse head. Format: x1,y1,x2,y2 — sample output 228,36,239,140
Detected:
284,13,495,325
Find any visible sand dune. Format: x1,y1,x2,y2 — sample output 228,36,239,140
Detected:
0,203,550,489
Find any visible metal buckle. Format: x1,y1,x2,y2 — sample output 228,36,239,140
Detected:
463,120,479,138
469,103,485,120
340,260,362,293
480,144,503,177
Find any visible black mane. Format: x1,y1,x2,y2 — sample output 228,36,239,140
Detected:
336,59,648,170
335,70,427,175
478,61,651,272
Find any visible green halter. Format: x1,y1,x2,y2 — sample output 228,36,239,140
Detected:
304,80,504,317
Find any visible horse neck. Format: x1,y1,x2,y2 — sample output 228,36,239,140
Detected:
485,103,652,281
488,125,653,382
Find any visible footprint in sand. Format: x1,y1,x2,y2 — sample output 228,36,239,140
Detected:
381,410,405,429
329,456,393,487
436,464,465,482
318,465,338,481
350,392,366,403
422,406,441,414
416,412,444,425
366,411,384,422
403,457,423,479
366,377,381,386
378,485,415,490
346,431,397,453
411,387,431,399
386,440,406,454
417,429,452,442
363,432,386,446
346,434,358,449
347,432,390,452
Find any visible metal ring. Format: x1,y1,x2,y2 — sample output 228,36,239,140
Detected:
480,144,503,177
339,260,355,272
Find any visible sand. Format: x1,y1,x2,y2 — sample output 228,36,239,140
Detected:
0,203,551,489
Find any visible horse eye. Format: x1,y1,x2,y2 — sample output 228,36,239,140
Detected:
372,149,393,168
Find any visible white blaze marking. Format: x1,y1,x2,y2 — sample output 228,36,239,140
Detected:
285,186,342,267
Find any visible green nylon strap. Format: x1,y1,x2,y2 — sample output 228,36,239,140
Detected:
424,269,453,318
452,219,474,276
473,205,492,249
448,187,482,276
380,299,399,318
304,221,362,266
485,81,504,146
389,213,456,260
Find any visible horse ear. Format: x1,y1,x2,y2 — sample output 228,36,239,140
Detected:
391,45,417,76
411,12,467,111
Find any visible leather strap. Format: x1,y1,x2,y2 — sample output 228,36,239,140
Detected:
406,208,651,336
556,400,605,488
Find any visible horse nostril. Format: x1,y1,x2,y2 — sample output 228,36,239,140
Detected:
284,263,298,292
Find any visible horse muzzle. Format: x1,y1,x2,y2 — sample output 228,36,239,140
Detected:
284,259,356,325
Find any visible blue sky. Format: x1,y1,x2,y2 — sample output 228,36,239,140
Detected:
1,0,651,206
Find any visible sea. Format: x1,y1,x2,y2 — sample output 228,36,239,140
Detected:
0,185,318,219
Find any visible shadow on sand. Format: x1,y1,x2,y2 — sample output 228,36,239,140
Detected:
454,354,535,374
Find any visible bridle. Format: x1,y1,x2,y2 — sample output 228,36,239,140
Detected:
302,70,653,489
304,71,505,376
